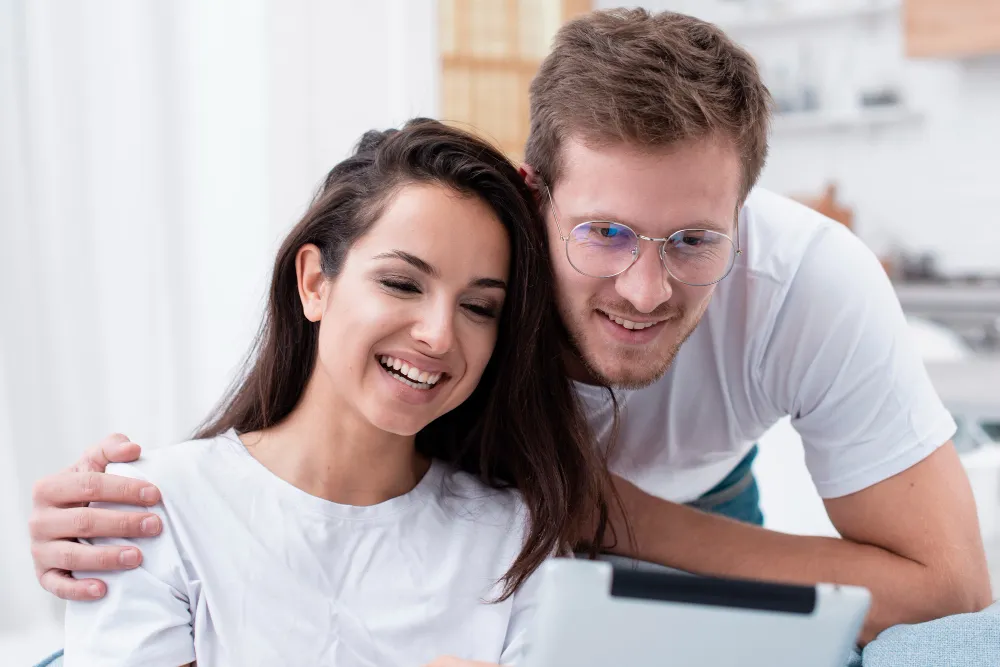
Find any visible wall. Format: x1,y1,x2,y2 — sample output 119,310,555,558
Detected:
595,0,1000,275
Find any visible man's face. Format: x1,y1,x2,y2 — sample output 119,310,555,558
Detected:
543,136,743,389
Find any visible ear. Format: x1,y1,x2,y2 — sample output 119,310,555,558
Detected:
295,244,327,322
519,163,546,207
520,163,541,190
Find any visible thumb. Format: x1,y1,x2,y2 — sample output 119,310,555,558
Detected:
72,433,141,473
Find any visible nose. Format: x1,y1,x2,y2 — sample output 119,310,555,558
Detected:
614,242,673,314
410,297,455,356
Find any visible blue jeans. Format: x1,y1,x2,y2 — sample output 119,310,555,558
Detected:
686,445,764,525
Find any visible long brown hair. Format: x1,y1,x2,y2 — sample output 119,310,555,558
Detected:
195,119,614,598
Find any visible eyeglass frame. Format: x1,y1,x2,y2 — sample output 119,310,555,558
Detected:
543,185,742,287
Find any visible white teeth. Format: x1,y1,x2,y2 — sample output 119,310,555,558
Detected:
607,314,656,330
377,356,444,389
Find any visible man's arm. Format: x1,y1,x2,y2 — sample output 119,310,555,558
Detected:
612,441,991,644
29,433,163,600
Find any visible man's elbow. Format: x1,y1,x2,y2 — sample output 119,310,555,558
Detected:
927,559,993,618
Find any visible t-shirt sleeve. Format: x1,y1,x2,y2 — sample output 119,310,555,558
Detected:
756,223,956,498
64,465,195,667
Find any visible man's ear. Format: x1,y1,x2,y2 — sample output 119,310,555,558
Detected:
519,163,545,207
520,163,541,190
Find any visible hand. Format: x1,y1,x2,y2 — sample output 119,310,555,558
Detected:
29,433,163,601
423,659,500,667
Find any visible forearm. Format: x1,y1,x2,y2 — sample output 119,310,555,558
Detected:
612,480,990,643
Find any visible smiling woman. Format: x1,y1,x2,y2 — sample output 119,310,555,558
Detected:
58,119,618,667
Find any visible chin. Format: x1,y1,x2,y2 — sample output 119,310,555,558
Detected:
367,411,431,438
592,356,671,390
577,336,680,390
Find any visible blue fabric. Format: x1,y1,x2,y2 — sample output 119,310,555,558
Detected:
31,649,62,667
687,444,764,525
846,601,1000,667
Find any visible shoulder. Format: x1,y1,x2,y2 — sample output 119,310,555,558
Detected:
732,187,884,316
105,431,243,492
739,187,871,284
432,463,529,534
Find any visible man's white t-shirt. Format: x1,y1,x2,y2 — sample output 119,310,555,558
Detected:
64,430,541,667
576,188,956,503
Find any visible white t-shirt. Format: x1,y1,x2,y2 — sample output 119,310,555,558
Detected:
64,430,541,667
576,188,956,502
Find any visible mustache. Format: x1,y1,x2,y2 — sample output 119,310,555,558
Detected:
589,299,681,321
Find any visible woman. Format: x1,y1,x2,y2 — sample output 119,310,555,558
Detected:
62,119,616,666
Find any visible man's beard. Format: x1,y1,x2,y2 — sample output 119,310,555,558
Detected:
560,300,698,390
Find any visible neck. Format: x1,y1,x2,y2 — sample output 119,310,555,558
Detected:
241,371,430,506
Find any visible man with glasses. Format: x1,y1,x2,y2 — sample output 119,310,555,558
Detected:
26,6,991,650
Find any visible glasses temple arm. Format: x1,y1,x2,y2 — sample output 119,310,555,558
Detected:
543,185,570,242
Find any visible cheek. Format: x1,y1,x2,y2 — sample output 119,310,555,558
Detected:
448,321,500,400
551,262,590,310
465,323,499,376
315,296,392,378
316,317,361,377
675,283,716,315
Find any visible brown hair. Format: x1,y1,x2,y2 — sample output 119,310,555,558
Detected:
525,8,772,200
195,119,615,599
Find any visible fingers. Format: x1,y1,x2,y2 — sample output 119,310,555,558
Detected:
32,471,161,509
29,506,162,541
72,433,141,474
32,539,143,573
38,568,107,601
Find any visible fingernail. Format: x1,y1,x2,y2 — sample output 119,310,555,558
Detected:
140,516,161,534
88,584,102,597
119,549,140,567
139,487,158,504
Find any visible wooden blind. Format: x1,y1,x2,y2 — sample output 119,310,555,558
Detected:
440,0,592,163
905,0,1000,58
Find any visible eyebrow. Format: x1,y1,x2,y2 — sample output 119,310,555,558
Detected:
568,211,731,235
373,250,506,290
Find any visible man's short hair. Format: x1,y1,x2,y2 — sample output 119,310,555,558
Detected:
525,8,773,200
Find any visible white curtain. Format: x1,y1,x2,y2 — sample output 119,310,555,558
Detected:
0,0,438,640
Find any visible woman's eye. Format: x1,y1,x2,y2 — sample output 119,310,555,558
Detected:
464,302,499,319
380,278,421,294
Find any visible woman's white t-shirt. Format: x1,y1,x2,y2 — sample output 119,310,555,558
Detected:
64,430,542,667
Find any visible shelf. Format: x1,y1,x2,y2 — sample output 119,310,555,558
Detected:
717,1,900,34
771,105,921,133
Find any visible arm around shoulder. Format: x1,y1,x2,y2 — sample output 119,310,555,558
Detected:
63,464,195,667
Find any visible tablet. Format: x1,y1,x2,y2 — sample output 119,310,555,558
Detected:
520,558,870,667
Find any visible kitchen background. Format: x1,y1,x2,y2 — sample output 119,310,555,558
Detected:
1,0,998,662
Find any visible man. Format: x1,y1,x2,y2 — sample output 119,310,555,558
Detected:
28,8,991,646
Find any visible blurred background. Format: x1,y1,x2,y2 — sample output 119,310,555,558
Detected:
1,0,999,662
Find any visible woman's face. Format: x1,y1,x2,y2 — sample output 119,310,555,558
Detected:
299,183,511,436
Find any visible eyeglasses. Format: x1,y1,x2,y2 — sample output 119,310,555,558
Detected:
545,187,741,287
